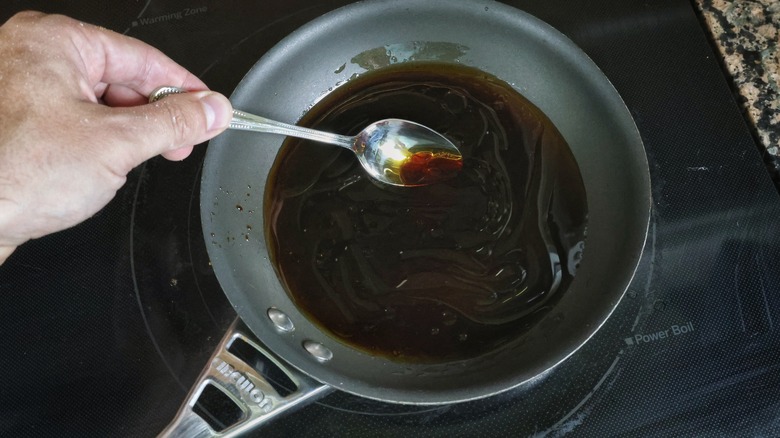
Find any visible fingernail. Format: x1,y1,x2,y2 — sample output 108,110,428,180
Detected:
196,92,231,131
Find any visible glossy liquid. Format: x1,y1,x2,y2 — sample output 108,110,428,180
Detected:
265,62,588,363
399,150,463,186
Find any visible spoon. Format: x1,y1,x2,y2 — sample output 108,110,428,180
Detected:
149,86,463,187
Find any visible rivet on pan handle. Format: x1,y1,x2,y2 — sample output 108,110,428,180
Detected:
158,318,334,438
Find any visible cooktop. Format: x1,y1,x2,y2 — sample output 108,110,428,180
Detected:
1,0,779,436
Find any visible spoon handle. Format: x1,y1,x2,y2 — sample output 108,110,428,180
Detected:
229,110,354,149
148,86,354,150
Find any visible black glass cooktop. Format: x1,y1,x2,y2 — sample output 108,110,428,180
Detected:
1,0,779,436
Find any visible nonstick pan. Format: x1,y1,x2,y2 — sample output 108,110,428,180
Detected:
162,0,651,435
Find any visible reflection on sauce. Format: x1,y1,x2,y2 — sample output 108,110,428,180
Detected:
399,150,463,186
265,62,588,363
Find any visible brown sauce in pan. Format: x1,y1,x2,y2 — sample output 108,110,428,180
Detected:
264,62,588,363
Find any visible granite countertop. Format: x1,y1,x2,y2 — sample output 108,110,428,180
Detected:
695,0,779,162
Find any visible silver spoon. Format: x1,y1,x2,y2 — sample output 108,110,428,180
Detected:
149,86,463,187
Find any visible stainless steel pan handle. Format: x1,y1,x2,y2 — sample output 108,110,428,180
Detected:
159,319,333,438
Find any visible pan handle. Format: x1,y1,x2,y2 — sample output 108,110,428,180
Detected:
159,318,334,437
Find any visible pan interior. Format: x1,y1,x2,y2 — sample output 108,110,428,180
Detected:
201,0,650,405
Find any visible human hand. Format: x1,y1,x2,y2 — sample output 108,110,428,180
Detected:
0,11,233,264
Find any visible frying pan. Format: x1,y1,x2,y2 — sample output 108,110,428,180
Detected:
162,0,650,435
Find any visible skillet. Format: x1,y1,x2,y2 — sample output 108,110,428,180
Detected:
162,0,651,435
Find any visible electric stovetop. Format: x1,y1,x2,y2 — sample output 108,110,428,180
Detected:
2,0,779,436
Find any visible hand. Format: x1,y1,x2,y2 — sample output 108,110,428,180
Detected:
0,11,233,264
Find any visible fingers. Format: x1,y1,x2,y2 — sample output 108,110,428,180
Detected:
4,11,207,100
64,15,208,96
162,145,195,162
0,245,15,265
106,90,232,169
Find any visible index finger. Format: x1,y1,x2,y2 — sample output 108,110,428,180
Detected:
63,15,207,95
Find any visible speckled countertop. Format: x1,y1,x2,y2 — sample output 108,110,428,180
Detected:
694,0,779,160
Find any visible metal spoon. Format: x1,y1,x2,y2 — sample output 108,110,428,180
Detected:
149,86,463,187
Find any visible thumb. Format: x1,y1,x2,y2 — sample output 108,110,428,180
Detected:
116,90,232,163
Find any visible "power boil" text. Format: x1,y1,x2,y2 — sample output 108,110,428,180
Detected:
624,321,694,346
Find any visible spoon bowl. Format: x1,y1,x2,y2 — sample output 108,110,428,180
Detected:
150,86,463,186
354,118,463,186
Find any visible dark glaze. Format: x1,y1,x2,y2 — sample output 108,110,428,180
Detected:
265,62,587,363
